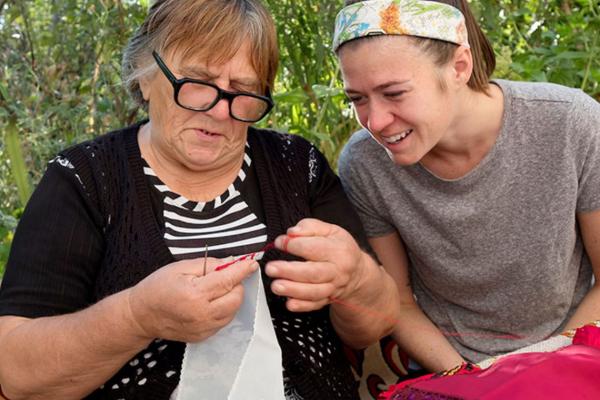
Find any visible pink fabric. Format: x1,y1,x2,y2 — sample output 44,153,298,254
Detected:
379,325,600,400
380,324,600,400
409,345,600,399
573,325,600,349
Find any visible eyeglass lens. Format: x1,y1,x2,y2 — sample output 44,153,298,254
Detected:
178,82,269,122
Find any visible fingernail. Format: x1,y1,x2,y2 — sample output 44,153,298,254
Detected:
285,236,292,252
287,226,301,237
265,263,278,275
276,236,291,252
250,262,259,272
287,300,298,311
273,282,284,294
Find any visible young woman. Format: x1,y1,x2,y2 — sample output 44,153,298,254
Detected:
334,0,600,374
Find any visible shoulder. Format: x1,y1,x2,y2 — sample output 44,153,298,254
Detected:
48,122,142,202
496,80,599,144
494,79,598,118
57,123,141,179
494,79,586,103
61,123,140,159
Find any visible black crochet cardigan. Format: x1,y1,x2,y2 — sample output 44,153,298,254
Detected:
52,123,360,399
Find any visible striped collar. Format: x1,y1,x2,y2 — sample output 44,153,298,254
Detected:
143,143,252,213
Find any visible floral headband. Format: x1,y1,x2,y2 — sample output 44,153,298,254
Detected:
332,0,469,52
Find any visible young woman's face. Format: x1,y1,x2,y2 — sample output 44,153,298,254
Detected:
339,36,458,166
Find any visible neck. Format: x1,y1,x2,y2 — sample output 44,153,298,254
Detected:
421,83,504,179
138,123,244,201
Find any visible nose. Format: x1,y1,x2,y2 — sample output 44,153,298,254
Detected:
205,97,231,121
364,102,394,135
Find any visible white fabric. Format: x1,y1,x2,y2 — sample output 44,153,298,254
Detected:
175,269,285,400
477,334,572,369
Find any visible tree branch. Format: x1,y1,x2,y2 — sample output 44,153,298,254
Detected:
0,0,8,19
18,1,37,73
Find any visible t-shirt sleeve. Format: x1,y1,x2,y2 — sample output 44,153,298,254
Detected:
574,92,600,212
308,145,370,251
0,157,105,318
337,134,396,238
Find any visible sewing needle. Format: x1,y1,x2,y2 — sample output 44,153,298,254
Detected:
203,244,208,276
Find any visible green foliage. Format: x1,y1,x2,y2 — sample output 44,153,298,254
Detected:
262,0,359,162
0,209,18,276
0,0,147,211
4,119,32,205
0,0,599,273
474,0,600,97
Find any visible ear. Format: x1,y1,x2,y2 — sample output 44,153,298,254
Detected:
139,76,152,101
450,46,473,88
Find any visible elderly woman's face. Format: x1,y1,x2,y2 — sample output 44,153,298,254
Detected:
140,41,260,172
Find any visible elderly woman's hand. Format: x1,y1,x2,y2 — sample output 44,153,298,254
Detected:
265,218,368,312
127,257,258,342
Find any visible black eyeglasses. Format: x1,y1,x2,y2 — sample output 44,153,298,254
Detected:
151,51,274,123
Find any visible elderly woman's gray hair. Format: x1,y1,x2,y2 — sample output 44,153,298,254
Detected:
122,0,279,108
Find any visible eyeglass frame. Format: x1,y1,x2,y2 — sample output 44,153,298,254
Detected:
151,51,274,123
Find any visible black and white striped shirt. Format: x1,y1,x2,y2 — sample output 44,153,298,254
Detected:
144,144,267,260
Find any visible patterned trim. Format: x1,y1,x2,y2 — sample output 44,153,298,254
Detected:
333,0,469,52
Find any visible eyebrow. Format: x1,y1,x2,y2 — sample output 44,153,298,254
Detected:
179,65,259,90
345,80,411,94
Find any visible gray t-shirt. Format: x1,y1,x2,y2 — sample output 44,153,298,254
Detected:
338,79,600,362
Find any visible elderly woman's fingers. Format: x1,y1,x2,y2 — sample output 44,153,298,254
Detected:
265,260,334,283
271,279,336,302
285,298,330,313
207,283,245,321
275,235,336,262
275,219,360,265
127,257,258,342
285,218,338,237
203,260,258,301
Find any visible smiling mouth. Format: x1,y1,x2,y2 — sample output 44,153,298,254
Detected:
382,129,413,144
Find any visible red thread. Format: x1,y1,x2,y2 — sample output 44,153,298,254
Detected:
214,241,527,341
215,243,275,271
281,236,291,253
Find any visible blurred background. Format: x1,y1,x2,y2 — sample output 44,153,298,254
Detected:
0,0,599,273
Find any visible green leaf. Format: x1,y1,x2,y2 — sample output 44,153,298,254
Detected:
0,82,9,102
312,84,344,99
273,88,309,104
531,70,548,82
548,51,589,60
4,121,32,207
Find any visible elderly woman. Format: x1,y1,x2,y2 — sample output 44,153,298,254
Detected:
0,0,400,399
334,0,600,379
